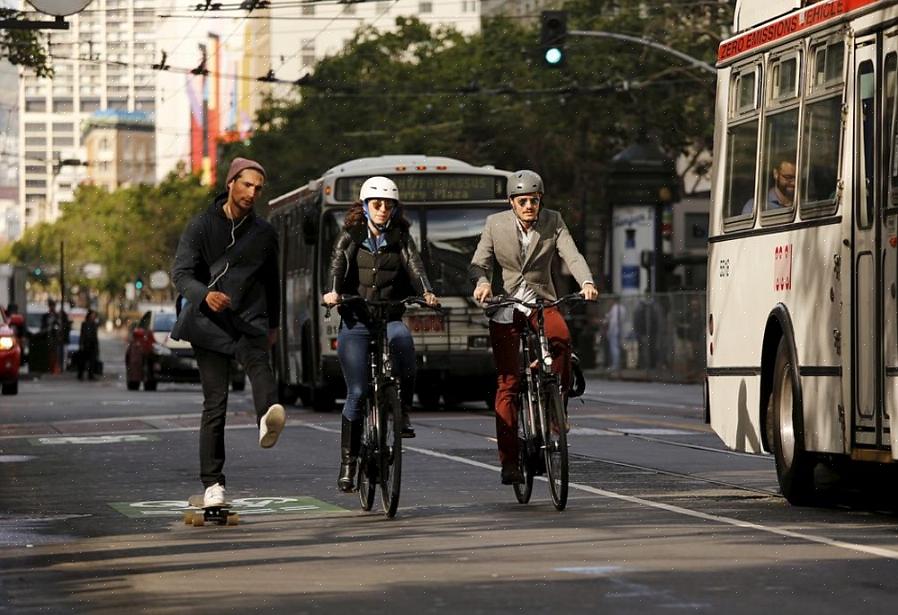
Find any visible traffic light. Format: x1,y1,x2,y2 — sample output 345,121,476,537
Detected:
540,10,567,67
135,277,144,291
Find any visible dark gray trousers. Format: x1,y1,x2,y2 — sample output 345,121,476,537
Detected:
194,335,278,488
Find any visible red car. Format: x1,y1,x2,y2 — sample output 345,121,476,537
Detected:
0,307,23,395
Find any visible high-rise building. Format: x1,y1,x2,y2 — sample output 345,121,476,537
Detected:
268,0,482,100
17,0,158,232
480,0,560,21
16,1,485,236
82,110,155,190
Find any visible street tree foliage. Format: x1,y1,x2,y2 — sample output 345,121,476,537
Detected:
1,9,54,78
11,169,211,297
223,1,732,262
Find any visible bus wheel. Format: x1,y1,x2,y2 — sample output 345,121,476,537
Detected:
768,337,816,505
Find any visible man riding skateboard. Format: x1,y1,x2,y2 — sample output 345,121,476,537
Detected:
172,157,285,508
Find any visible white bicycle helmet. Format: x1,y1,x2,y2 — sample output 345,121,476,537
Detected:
360,176,399,203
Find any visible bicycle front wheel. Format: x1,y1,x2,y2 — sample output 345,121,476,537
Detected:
378,383,403,518
544,383,569,511
512,395,534,504
357,408,376,511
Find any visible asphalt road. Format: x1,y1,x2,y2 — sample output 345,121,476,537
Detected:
2,334,898,613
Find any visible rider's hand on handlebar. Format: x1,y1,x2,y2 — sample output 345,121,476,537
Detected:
423,292,440,307
580,283,598,301
473,283,492,304
322,291,340,307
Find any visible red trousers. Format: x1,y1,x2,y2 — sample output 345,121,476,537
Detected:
488,306,571,464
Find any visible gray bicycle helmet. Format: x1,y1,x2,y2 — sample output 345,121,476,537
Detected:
507,170,544,198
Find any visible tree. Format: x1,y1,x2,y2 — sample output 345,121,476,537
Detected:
10,168,211,302
1,9,54,78
218,4,733,276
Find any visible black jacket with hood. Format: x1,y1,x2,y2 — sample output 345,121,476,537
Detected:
171,193,280,354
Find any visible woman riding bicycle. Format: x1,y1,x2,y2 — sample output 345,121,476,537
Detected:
322,176,439,493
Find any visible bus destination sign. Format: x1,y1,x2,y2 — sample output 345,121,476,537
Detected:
718,0,878,64
334,174,507,203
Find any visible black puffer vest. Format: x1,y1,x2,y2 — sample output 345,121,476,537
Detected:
328,223,433,322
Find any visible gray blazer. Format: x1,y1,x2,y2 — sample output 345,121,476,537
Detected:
469,208,594,300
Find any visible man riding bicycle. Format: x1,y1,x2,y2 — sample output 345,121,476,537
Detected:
470,170,598,485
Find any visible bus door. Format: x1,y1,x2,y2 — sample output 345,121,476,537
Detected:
853,34,890,450
882,31,898,454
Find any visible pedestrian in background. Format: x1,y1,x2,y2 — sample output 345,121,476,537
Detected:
78,309,100,381
605,298,628,371
40,299,62,374
171,156,285,509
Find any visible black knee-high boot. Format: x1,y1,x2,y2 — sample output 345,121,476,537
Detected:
338,416,362,492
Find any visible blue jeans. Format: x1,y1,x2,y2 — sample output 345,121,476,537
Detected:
337,318,416,421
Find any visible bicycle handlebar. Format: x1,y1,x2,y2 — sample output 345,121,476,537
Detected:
322,295,443,318
482,293,585,311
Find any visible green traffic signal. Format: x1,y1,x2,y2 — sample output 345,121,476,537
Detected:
135,278,144,291
544,47,564,66
540,10,567,68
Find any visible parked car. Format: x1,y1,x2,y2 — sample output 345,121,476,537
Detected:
125,309,246,391
0,307,22,395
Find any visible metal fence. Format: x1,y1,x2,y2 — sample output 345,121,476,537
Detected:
566,291,706,383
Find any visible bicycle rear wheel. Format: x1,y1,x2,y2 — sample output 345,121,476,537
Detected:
378,383,403,518
544,382,569,511
357,408,376,511
512,397,534,504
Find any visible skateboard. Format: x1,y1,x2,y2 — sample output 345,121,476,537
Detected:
182,494,240,526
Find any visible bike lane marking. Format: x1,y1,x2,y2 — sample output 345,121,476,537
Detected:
110,496,348,518
301,423,898,561
405,445,898,560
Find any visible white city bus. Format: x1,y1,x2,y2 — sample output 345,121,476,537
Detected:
707,0,898,503
267,155,511,412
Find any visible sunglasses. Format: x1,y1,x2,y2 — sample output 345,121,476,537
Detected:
513,196,541,206
367,199,396,210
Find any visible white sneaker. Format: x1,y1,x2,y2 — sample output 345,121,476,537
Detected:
203,483,226,508
259,403,286,448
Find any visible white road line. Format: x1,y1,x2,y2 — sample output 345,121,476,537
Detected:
304,423,898,561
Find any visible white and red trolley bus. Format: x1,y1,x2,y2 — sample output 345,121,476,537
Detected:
267,155,511,412
708,0,898,503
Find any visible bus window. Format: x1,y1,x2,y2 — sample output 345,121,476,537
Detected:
858,60,876,229
800,97,841,207
761,112,798,212
424,207,505,295
735,71,757,115
800,38,844,212
760,52,801,215
813,40,845,89
886,53,898,206
771,55,799,102
724,121,760,217
724,65,761,220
